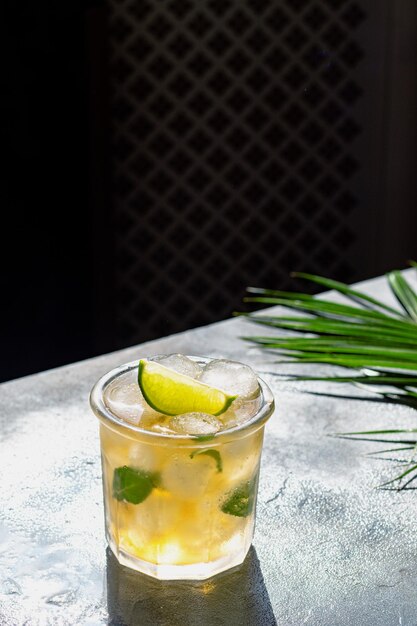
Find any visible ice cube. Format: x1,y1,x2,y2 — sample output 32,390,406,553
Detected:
168,412,222,435
132,490,182,536
223,433,263,485
218,396,260,430
128,441,161,473
229,396,261,424
199,359,259,399
104,370,159,425
153,353,203,379
150,422,178,435
162,454,215,498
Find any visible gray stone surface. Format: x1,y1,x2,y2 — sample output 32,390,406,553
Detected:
1,270,417,625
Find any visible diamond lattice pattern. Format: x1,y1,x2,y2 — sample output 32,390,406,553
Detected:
108,0,366,345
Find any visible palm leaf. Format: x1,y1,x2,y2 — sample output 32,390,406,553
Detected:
387,271,417,321
243,263,417,488
293,272,404,317
244,294,416,326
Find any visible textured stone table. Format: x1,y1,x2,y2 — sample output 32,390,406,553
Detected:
2,270,417,625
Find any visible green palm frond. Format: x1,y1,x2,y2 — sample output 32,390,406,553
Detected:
242,263,417,489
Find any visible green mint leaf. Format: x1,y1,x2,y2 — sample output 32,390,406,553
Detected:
190,449,223,473
221,478,257,517
192,434,216,442
112,466,155,504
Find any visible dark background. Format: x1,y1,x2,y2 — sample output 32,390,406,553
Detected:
1,0,416,383
2,3,93,382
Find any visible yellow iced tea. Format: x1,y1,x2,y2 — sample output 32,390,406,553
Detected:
90,357,274,580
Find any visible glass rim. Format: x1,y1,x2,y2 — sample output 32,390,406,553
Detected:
89,356,275,442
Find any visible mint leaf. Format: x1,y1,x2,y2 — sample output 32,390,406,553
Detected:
190,449,222,473
112,466,156,504
221,478,257,517
192,434,215,442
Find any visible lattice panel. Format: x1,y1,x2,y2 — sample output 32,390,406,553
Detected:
107,0,366,346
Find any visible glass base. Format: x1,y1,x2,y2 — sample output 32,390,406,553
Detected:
108,537,251,580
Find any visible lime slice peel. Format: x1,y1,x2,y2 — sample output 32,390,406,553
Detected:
138,359,236,417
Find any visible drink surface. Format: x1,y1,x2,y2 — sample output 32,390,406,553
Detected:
95,355,272,579
103,354,262,435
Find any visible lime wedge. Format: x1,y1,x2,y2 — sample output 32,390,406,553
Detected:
138,359,236,417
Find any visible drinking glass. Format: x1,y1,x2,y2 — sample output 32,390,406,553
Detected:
90,357,274,580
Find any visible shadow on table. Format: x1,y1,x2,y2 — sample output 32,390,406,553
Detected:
106,546,277,626
297,388,417,489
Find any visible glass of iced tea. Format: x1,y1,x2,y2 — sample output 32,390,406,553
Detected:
90,354,274,580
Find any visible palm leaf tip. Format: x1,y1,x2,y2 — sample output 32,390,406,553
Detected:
387,270,417,321
291,271,405,317
379,463,417,490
